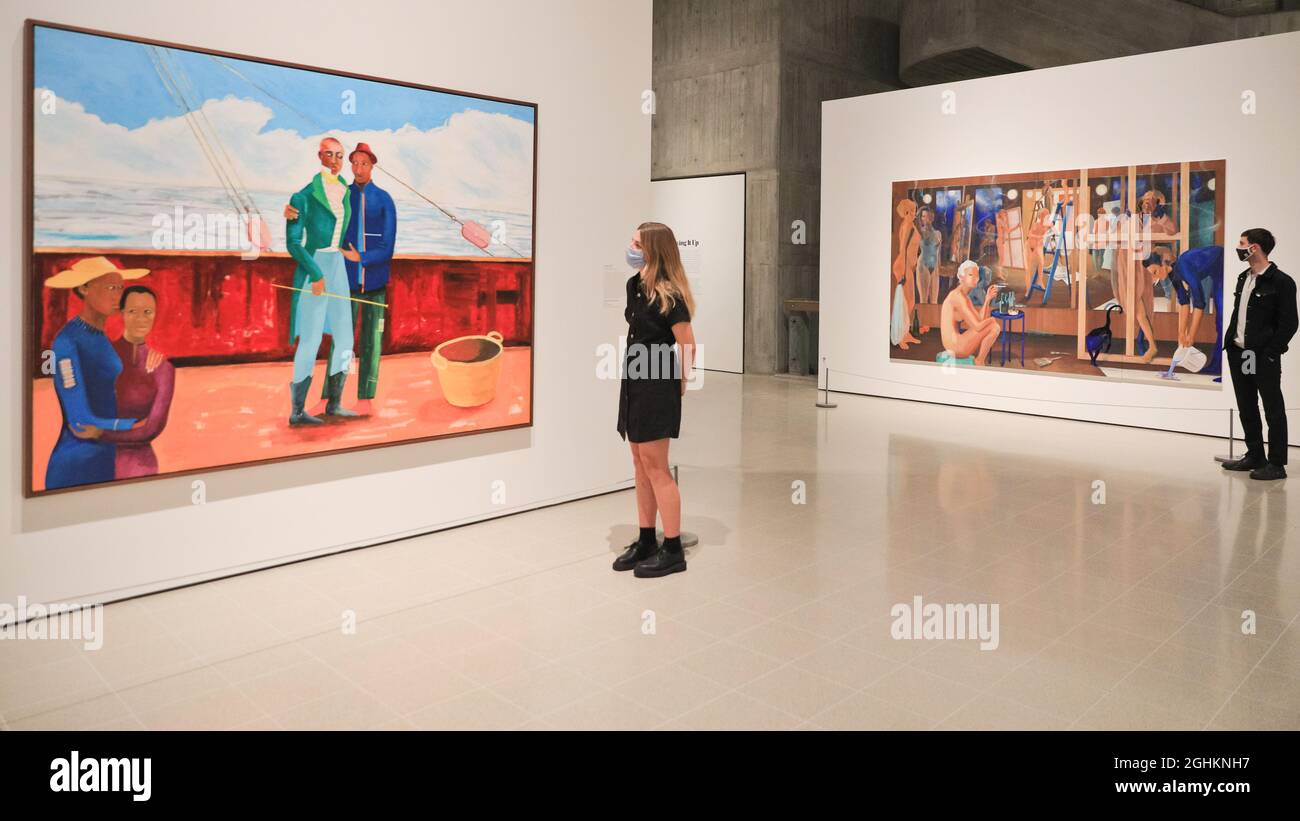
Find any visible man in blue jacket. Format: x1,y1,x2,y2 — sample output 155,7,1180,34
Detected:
289,142,397,416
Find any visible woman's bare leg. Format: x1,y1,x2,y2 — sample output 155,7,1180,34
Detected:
976,322,1000,364
630,442,657,528
1136,279,1159,362
900,267,922,348
637,438,679,538
1025,249,1043,298
1137,310,1159,363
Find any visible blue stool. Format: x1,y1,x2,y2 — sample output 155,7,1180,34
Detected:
937,350,976,366
991,310,1026,367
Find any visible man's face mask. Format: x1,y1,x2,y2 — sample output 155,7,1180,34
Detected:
1237,244,1255,262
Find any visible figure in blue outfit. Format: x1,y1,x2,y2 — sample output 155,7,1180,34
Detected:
1167,244,1226,376
43,256,150,490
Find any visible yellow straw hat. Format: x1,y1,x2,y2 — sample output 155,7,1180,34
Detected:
44,256,150,289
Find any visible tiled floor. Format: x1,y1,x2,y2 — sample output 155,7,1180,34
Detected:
4,373,1299,730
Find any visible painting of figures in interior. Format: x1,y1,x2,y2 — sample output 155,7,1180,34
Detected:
25,22,536,495
888,160,1225,389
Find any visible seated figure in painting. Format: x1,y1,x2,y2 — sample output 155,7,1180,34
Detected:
940,260,1000,365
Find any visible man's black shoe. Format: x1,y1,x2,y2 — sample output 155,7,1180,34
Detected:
1223,456,1267,472
1250,464,1287,481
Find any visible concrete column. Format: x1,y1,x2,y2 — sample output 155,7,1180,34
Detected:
652,0,901,373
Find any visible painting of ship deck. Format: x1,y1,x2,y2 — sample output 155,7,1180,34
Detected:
25,21,536,494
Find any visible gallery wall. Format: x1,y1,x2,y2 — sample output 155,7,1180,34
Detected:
650,173,746,374
1,0,653,611
820,31,1300,444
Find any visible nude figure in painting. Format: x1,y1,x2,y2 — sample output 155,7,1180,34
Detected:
1023,182,1058,299
892,198,922,349
915,206,942,333
940,260,1001,365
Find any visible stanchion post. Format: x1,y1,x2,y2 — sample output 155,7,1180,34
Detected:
1214,408,1236,464
656,464,696,547
816,356,837,409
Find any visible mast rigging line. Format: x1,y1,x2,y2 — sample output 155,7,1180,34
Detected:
205,54,527,258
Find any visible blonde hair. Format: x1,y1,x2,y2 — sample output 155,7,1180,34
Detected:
637,222,696,317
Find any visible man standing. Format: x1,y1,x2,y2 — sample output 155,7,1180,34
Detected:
289,143,397,416
319,143,396,415
1223,228,1297,480
284,136,357,426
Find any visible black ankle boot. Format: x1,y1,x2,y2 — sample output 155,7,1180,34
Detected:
634,536,686,578
289,378,324,426
324,370,360,417
613,529,658,572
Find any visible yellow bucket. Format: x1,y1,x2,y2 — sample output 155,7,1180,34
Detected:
431,331,505,408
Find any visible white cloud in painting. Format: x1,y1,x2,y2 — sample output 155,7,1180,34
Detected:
33,88,534,214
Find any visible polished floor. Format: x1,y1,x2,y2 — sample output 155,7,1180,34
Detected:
3,373,1299,730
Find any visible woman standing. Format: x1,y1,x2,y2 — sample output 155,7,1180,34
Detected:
613,222,697,578
42,257,149,490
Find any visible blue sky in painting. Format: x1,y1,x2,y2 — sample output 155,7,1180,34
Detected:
34,25,534,134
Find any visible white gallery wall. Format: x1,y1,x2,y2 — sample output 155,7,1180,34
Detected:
821,31,1300,445
650,174,746,373
1,0,652,612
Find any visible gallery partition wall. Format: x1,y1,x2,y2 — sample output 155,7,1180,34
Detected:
650,172,746,374
821,31,1300,442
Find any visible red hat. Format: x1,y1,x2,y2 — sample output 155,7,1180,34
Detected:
349,142,378,164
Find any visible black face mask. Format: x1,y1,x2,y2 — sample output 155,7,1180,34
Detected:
1237,246,1254,262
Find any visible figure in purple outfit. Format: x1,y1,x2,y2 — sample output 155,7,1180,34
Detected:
70,285,175,478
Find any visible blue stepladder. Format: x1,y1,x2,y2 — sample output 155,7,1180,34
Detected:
1026,199,1072,306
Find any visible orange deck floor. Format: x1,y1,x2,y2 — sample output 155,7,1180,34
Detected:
30,348,532,492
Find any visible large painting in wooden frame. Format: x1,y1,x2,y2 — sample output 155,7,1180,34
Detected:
24,20,537,495
888,160,1225,388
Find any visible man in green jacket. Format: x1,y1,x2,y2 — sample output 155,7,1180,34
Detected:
285,136,361,425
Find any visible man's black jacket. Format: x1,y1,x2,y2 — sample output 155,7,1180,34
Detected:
1225,262,1299,361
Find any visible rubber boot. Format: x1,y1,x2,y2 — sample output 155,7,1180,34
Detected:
324,370,360,417
289,377,324,426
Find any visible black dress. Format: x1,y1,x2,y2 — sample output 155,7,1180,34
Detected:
617,273,691,442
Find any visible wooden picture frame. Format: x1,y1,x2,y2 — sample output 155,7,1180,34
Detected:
24,19,539,496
